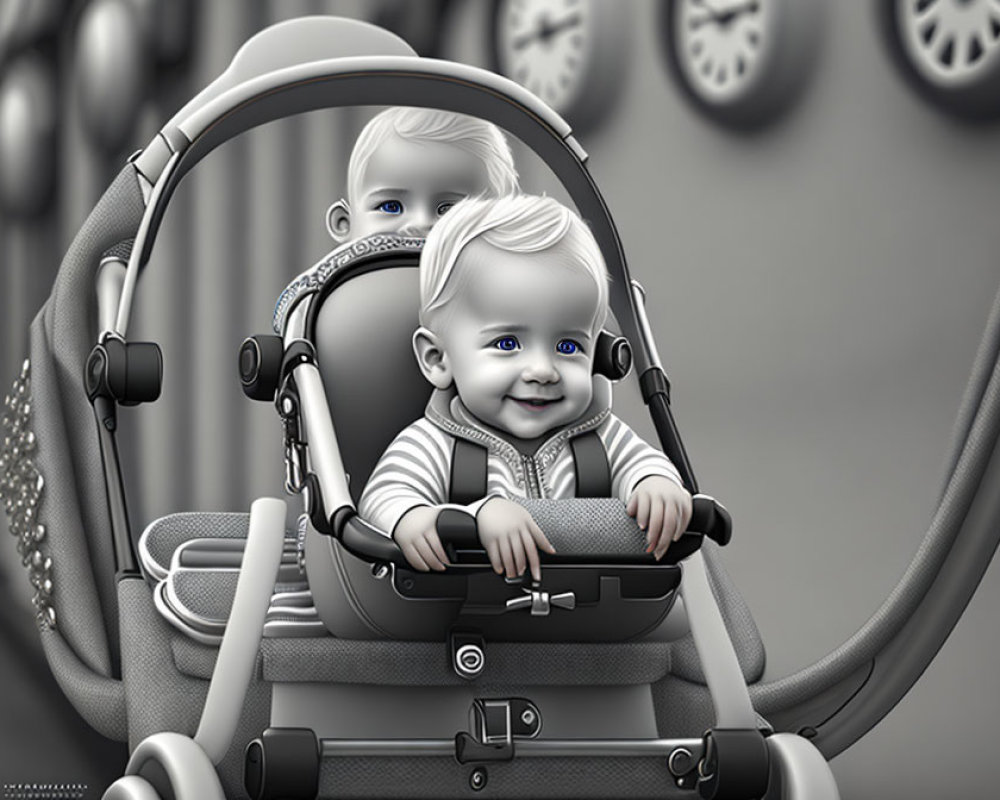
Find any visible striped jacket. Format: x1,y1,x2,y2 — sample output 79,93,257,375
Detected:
358,390,683,536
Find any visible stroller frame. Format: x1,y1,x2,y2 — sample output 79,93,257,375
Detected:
9,13,885,800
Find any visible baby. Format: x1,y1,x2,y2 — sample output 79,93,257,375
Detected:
359,195,692,581
274,108,519,334
325,106,520,243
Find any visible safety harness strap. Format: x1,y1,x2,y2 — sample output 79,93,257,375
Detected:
570,432,612,498
449,432,610,502
450,438,489,505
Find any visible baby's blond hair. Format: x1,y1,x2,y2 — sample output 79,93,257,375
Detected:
348,108,519,204
420,194,609,331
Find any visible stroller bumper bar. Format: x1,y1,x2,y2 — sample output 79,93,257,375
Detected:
328,494,732,571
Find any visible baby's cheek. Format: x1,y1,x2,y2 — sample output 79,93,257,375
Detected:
571,368,594,404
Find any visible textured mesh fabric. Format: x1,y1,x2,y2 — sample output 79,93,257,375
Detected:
170,570,240,622
30,320,113,677
668,542,766,685
37,165,146,672
318,754,690,799
651,674,771,738
170,637,220,680
139,512,250,578
118,578,208,745
517,498,646,555
39,628,127,741
651,674,717,739
260,637,671,686
118,577,270,800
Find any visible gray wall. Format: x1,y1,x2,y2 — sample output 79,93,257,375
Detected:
546,3,1000,797
1,1,1000,797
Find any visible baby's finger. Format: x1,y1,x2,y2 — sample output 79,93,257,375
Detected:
635,491,651,534
401,542,430,572
679,493,693,533
647,497,665,553
486,541,503,575
672,498,687,542
626,493,637,516
527,518,556,554
654,502,676,560
427,530,451,566
498,537,517,578
520,526,542,582
414,536,446,571
510,535,527,577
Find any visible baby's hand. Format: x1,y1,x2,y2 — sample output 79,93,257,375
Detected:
393,506,450,572
477,498,556,581
626,476,693,561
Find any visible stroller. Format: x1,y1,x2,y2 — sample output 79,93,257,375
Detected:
16,12,1000,799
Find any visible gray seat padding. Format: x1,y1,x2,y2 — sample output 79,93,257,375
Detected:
258,637,673,685
139,511,252,581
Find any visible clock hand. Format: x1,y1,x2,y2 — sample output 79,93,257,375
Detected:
545,12,583,38
688,0,759,30
690,0,725,20
512,12,583,51
715,1,759,25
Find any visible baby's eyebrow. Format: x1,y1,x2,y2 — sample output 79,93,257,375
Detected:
480,323,528,335
364,188,412,197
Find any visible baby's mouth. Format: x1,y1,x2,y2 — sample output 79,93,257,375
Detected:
510,396,563,412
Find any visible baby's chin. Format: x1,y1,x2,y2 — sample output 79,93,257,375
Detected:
494,406,578,441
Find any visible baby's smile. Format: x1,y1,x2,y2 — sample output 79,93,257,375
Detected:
508,395,564,411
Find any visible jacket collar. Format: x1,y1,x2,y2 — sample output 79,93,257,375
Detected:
424,381,611,473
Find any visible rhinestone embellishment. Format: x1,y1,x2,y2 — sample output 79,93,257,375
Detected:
1,360,55,629
272,234,425,333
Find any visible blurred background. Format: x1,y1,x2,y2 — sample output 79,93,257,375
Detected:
1,0,999,797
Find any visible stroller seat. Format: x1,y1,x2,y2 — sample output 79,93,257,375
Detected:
288,237,698,644
111,234,775,799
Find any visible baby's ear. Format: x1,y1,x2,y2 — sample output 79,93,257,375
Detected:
325,199,351,243
413,327,452,390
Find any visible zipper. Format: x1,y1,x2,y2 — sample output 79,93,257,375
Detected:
522,454,545,499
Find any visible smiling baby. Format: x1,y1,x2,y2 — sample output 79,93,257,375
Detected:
358,194,691,580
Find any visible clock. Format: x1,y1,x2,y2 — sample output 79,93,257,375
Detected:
489,0,629,132
879,0,1000,121
660,0,820,129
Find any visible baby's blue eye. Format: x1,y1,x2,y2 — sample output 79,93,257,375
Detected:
378,200,403,215
494,336,520,352
556,339,581,355
436,202,455,216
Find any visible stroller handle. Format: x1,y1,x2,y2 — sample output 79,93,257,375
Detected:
332,495,730,569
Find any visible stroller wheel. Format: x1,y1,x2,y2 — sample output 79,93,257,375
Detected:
101,775,161,800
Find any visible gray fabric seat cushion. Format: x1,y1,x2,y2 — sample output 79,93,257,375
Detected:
260,637,673,686
138,512,251,581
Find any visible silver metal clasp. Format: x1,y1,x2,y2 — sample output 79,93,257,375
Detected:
504,586,576,616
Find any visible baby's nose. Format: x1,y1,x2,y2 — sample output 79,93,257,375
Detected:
521,352,559,383
399,207,435,237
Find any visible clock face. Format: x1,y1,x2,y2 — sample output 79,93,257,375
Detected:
895,0,1000,89
673,0,776,104
661,0,818,128
881,0,1000,120
491,0,627,131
